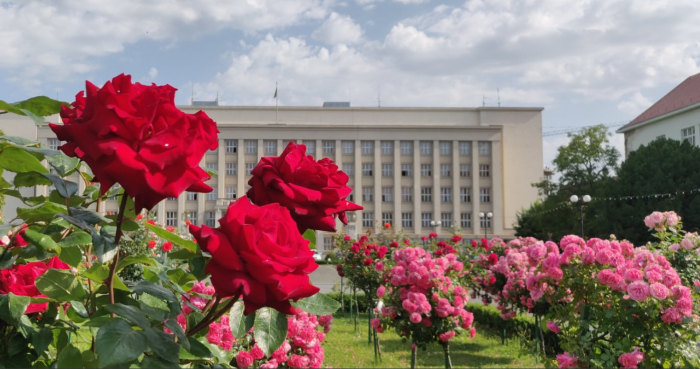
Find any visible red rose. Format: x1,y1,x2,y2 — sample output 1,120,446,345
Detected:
49,74,219,212
336,265,345,277
189,196,319,315
246,142,362,232
0,256,69,314
147,240,156,249
363,258,373,266
488,253,498,265
161,241,173,252
481,238,489,250
471,240,478,248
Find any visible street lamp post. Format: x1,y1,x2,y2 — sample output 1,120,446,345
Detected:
479,212,493,239
570,195,591,238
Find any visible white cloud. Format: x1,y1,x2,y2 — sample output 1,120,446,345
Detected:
617,91,652,117
148,67,158,81
312,12,364,44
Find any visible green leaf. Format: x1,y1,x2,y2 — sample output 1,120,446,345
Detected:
92,232,118,264
23,228,59,251
58,245,83,267
188,256,208,280
56,214,93,233
0,96,68,116
164,319,190,350
104,304,151,330
56,344,84,369
0,293,31,323
17,202,67,223
254,307,288,357
0,146,48,173
46,154,81,177
120,219,140,232
302,229,317,249
13,171,53,187
95,319,147,368
0,135,37,146
167,249,198,260
140,293,170,322
35,269,87,301
290,292,341,315
132,281,180,318
117,254,155,272
183,337,212,359
41,173,78,198
32,327,53,356
69,301,89,319
58,231,92,247
144,223,197,253
70,207,111,225
143,329,180,363
229,301,255,339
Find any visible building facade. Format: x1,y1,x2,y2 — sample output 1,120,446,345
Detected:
9,105,543,253
618,73,700,157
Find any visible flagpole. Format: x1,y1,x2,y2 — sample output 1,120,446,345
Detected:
275,82,278,124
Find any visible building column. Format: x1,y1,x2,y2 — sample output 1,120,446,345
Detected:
217,139,225,201
157,202,165,225
334,139,343,232
354,140,362,236
373,140,381,234
452,140,460,234
471,140,481,237
257,139,264,163
393,140,401,233
277,139,284,155
236,140,245,202
197,156,206,226
177,191,185,230
413,140,421,236
432,140,441,236
492,139,504,237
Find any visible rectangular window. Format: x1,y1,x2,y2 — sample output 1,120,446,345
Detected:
381,141,393,155
401,187,413,202
361,141,374,155
382,164,393,177
245,140,257,154
303,140,316,154
481,216,492,228
420,164,432,177
206,187,217,201
459,141,471,155
342,163,354,176
322,140,335,154
205,162,217,171
480,188,491,203
402,212,413,228
421,187,432,202
362,187,373,202
245,163,255,175
324,237,334,251
460,212,472,228
167,197,177,201
264,140,276,154
439,141,452,155
441,187,452,202
459,164,470,177
226,187,237,199
186,211,197,226
401,163,412,177
362,212,374,228
186,192,197,201
382,212,393,226
421,213,432,227
362,163,373,176
479,164,490,177
440,164,451,177
226,163,237,176
478,141,491,156
681,126,696,145
225,139,238,153
205,212,216,227
348,191,354,202
166,212,177,227
460,187,471,202
400,141,413,155
420,141,432,155
382,187,393,202
441,213,452,228
342,141,355,154
48,138,60,150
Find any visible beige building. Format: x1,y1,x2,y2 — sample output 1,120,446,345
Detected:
618,72,700,157
5,104,543,252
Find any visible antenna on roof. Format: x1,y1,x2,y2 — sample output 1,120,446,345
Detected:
497,88,500,107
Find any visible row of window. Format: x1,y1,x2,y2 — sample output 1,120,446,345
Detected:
174,187,239,202
163,211,216,227
361,212,491,229
358,187,489,203
351,163,489,177
681,126,696,146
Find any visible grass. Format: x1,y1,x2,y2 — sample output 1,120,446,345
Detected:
323,313,544,368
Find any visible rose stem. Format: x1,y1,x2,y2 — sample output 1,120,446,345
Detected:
187,296,239,337
107,193,129,307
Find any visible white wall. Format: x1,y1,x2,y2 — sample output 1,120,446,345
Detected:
0,114,40,223
623,105,700,157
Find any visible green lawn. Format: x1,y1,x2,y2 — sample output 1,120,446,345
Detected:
323,313,544,368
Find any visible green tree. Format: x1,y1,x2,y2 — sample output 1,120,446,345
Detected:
588,138,700,245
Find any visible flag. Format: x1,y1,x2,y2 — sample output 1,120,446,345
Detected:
274,87,277,99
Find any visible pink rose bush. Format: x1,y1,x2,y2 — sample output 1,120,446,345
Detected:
647,211,700,286
374,246,475,360
335,233,397,300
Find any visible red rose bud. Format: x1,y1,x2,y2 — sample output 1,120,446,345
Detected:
471,240,478,248
384,222,391,229
246,142,362,233
429,232,438,238
363,258,373,266
344,235,352,241
489,276,496,285
488,253,498,265
185,220,191,226
451,235,462,243
161,241,173,252
148,240,157,249
189,196,319,315
0,256,69,314
49,74,219,212
166,226,175,232
390,241,399,248
336,264,345,277
136,214,143,220
481,238,489,250
147,220,156,225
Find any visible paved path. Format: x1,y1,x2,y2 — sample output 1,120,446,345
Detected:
310,264,343,293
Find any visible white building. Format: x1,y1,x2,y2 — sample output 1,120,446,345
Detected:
618,72,700,157
5,104,543,253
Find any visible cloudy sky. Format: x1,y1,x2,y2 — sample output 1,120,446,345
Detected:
1,0,699,168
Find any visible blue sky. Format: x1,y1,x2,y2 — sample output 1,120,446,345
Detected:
1,0,699,167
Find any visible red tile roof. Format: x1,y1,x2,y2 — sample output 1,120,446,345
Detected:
619,72,700,131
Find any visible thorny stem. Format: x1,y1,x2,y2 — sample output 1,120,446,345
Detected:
187,296,238,337
107,194,129,307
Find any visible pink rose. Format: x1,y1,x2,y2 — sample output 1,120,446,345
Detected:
546,321,561,333
661,307,682,324
410,313,422,324
681,238,694,250
236,352,254,369
377,285,386,299
618,348,644,369
556,352,578,369
665,211,679,227
649,283,670,300
627,280,650,302
624,269,643,282
439,331,456,342
669,243,681,252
